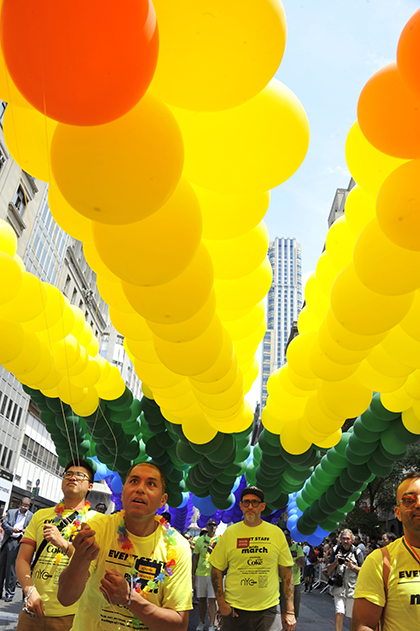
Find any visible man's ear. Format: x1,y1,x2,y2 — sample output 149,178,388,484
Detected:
261,502,266,512
394,505,402,522
160,493,168,509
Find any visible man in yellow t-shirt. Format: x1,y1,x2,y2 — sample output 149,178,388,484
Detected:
16,458,97,631
210,486,295,631
352,470,420,631
192,519,220,631
58,462,192,631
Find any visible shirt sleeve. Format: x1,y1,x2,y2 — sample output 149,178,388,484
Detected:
296,545,304,559
354,550,385,607
21,511,38,545
209,532,228,572
161,533,193,612
278,531,293,567
194,537,203,557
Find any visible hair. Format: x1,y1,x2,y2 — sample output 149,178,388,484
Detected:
161,511,171,524
65,458,95,483
383,532,397,543
124,462,167,494
396,470,420,502
200,529,207,537
340,528,354,542
20,497,31,506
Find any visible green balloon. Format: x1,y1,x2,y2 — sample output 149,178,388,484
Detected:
211,493,235,511
380,427,407,456
333,479,350,499
339,470,363,494
285,464,313,483
370,394,400,421
258,432,280,457
319,517,338,532
368,459,394,478
176,441,203,466
308,500,326,523
326,487,348,511
347,461,372,484
360,408,389,433
109,407,133,423
334,432,351,457
167,491,183,508
198,458,225,479
189,432,224,455
296,493,310,512
318,493,338,516
345,446,372,466
391,419,419,445
353,420,381,443
296,516,316,536
208,434,236,464
145,436,165,459
325,448,347,470
106,387,133,411
348,434,377,456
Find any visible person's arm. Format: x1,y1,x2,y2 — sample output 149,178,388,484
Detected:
16,542,45,617
43,524,73,558
211,566,235,617
351,598,383,631
295,549,306,569
279,565,296,630
2,511,14,535
99,569,189,631
344,557,361,574
327,550,340,574
191,553,199,581
58,523,99,606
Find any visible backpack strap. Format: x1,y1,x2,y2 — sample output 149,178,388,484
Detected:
31,510,79,571
376,546,391,631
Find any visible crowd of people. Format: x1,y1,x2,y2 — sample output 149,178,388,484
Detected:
0,464,418,631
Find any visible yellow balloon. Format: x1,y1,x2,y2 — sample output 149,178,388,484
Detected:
277,365,310,398
325,215,356,273
265,388,306,420
404,373,420,400
93,178,202,286
304,273,329,322
17,344,53,387
214,257,272,311
67,346,89,377
344,185,376,238
326,308,386,351
96,366,125,400
381,326,420,370
53,335,81,370
0,319,25,364
70,358,101,388
345,121,407,197
286,332,317,380
170,79,309,193
243,358,259,394
309,336,360,381
97,275,136,313
320,374,372,419
367,343,412,378
71,388,100,417
318,320,370,365
83,242,117,281
402,406,420,434
400,291,420,343
381,389,413,413
208,402,254,434
191,355,239,395
141,384,154,400
125,338,158,363
304,393,343,431
0,272,47,323
221,301,265,340
299,416,331,446
55,380,87,406
376,159,420,251
0,252,22,305
109,306,152,342
49,182,93,243
297,306,320,334
150,0,286,111
154,390,196,412
146,290,216,344
154,315,224,376
316,252,337,298
355,360,407,393
24,283,65,332
151,378,191,400
182,412,218,445
204,222,268,280
234,320,266,357
37,301,75,343
191,331,235,385
287,365,319,392
193,184,270,239
3,331,42,375
192,374,243,411
51,94,184,225
330,264,414,335
123,243,214,324
0,219,17,257
354,219,420,296
315,430,342,449
133,357,184,389
3,103,57,182
280,420,312,455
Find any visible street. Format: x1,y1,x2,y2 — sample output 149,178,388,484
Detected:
0,584,350,631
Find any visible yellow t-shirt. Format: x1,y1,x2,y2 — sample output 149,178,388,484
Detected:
354,538,420,631
194,535,221,577
71,513,193,631
209,520,293,611
21,505,97,617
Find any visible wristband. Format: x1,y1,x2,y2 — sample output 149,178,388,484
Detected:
126,574,133,608
63,542,70,556
286,611,295,615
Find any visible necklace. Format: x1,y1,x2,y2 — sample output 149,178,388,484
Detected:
402,536,420,566
117,512,178,598
53,500,91,564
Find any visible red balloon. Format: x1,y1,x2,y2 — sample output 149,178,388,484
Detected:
0,0,158,126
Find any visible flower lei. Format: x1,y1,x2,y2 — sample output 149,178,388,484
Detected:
117,512,178,599
53,500,91,564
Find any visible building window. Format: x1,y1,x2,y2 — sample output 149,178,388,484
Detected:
13,183,27,214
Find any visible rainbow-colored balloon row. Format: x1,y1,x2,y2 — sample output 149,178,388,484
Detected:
0,0,309,438
264,8,420,454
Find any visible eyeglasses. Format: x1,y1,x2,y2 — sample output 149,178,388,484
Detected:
207,523,216,527
63,471,90,481
399,493,420,508
242,500,262,508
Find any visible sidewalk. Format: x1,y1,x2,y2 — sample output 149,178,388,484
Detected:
0,586,22,630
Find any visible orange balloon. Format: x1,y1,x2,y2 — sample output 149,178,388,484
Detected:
397,8,420,103
1,0,158,125
358,62,420,158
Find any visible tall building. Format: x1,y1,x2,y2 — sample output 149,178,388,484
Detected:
260,238,303,408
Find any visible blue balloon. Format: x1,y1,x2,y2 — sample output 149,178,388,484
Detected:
110,474,123,494
192,495,218,516
179,492,190,509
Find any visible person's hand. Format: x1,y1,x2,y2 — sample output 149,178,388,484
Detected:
284,612,296,630
43,524,65,549
25,587,45,617
12,526,21,532
219,603,238,617
72,523,99,562
99,569,131,606
344,558,354,570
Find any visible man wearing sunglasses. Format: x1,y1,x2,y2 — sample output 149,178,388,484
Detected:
15,458,97,631
352,470,420,631
210,486,295,630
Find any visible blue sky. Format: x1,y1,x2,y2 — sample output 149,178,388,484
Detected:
245,0,420,409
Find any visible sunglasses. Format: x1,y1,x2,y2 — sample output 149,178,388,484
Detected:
399,493,420,507
242,499,262,508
